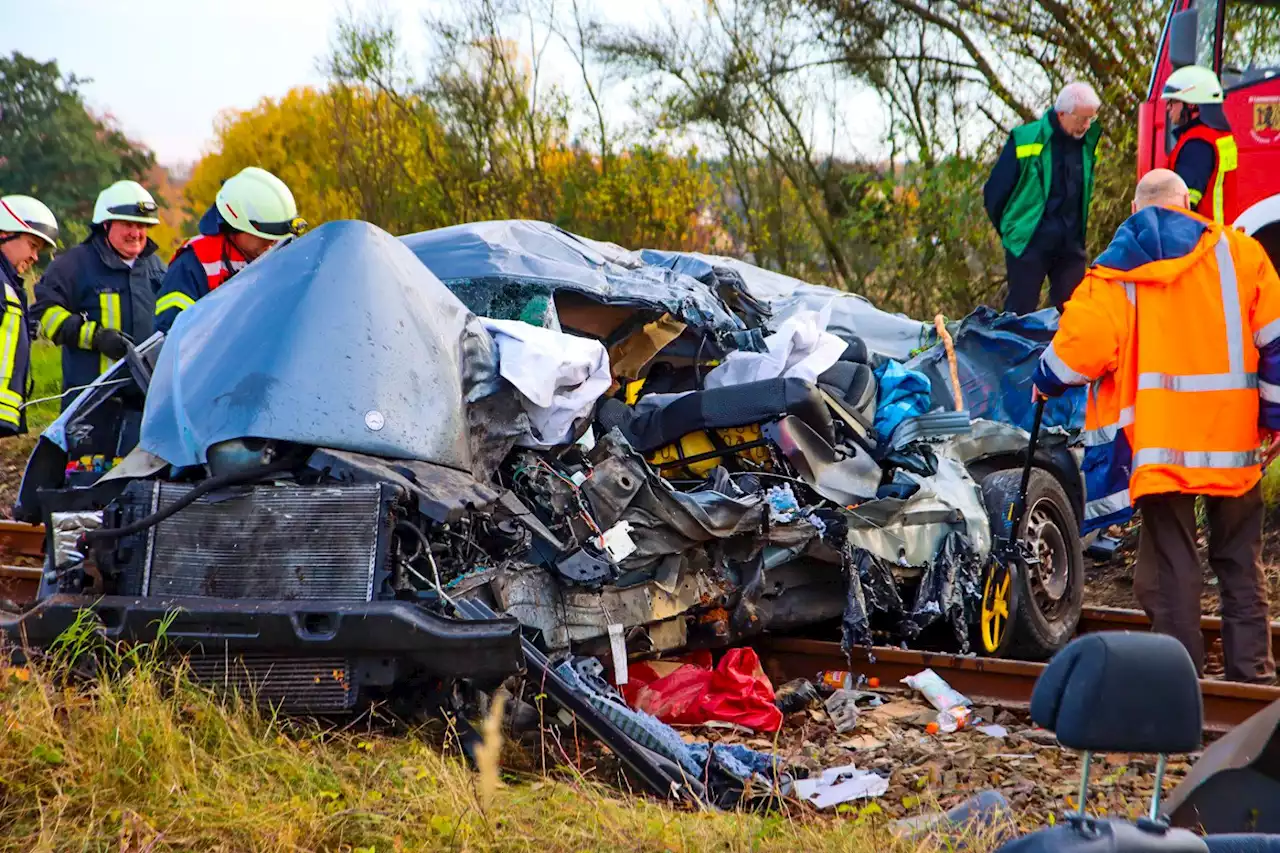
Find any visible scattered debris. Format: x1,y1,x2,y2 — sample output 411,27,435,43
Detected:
903,669,974,733
794,763,890,808
774,678,821,714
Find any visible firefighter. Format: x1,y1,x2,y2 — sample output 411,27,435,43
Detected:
1033,169,1280,684
1164,65,1238,225
0,196,59,435
984,82,1104,315
155,166,305,333
33,181,166,409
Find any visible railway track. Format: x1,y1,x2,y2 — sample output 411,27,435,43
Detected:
4,520,1280,731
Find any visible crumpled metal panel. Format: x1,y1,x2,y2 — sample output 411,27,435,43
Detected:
139,221,525,477
640,249,933,360
401,220,764,352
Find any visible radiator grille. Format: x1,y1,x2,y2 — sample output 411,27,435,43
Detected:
185,654,355,713
139,482,386,602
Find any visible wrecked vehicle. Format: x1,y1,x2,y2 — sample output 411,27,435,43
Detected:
2,218,1085,724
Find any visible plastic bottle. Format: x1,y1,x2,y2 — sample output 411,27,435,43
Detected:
818,670,855,691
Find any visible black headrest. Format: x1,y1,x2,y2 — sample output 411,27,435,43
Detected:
837,335,869,365
1031,632,1202,754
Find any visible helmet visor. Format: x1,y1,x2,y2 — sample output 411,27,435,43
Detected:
252,216,308,238
107,201,159,218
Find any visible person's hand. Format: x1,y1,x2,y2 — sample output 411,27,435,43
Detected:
1263,430,1280,469
1031,384,1048,404
92,327,129,361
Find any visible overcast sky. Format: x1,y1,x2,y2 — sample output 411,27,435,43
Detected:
2,0,884,167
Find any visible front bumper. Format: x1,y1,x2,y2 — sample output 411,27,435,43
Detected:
1,594,524,682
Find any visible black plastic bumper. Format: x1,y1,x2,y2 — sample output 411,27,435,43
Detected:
1,594,524,681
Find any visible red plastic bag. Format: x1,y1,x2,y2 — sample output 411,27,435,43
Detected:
621,647,782,733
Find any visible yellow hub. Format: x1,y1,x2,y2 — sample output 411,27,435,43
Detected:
981,566,1013,654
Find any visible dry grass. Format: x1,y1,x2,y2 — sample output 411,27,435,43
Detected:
0,631,1016,853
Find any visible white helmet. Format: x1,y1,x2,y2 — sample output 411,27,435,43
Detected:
92,180,160,226
215,167,305,241
1163,65,1225,105
0,195,59,249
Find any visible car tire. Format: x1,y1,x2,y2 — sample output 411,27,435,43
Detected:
980,468,1084,660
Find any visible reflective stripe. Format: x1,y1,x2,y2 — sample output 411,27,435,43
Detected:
1263,380,1280,403
1256,317,1280,349
1042,343,1088,386
0,402,19,427
1216,235,1245,373
1188,189,1204,205
201,260,224,277
39,306,72,340
99,292,121,331
0,302,20,417
1213,136,1238,225
156,292,196,314
0,388,20,407
1016,143,1044,159
98,292,122,374
1083,406,1135,447
1133,448,1259,468
1085,489,1131,520
78,320,98,350
1123,281,1135,305
1137,372,1256,392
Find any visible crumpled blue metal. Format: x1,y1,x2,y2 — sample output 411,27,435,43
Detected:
906,306,1086,434
402,220,765,353
140,220,513,473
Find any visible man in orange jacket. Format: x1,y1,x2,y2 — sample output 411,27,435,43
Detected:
1032,169,1280,683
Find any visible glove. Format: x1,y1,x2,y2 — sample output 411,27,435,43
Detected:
93,327,129,361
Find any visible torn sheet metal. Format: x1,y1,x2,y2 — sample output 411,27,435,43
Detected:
843,445,992,568
140,220,527,480
640,249,934,360
481,318,612,447
402,221,764,353
489,563,722,649
306,448,500,523
906,305,1085,434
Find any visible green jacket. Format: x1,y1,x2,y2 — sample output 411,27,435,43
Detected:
993,111,1103,257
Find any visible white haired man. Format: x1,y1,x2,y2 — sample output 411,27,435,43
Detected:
984,82,1104,314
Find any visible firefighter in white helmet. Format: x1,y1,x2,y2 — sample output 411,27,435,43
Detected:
0,195,59,434
155,166,305,333
33,180,167,408
1163,65,1238,225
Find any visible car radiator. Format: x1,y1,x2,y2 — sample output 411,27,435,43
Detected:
111,480,396,602
103,480,397,714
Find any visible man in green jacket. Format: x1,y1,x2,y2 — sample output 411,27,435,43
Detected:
984,82,1103,315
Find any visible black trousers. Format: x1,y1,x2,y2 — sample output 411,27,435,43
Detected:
1002,241,1087,314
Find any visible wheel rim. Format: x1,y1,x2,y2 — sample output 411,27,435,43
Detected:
1024,497,1072,618
980,564,1012,653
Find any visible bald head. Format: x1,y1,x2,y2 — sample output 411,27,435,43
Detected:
1133,169,1191,213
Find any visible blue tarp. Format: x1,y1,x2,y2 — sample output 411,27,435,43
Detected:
906,306,1086,434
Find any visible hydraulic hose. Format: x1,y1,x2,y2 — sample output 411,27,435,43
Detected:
84,459,297,544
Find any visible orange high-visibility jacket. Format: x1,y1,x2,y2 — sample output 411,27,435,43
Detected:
1032,206,1280,533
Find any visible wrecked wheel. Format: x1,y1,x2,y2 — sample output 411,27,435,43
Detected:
979,469,1084,660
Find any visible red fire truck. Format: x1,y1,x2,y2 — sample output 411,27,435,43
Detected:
1141,0,1280,259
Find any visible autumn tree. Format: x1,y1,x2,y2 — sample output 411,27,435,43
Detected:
0,52,159,246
